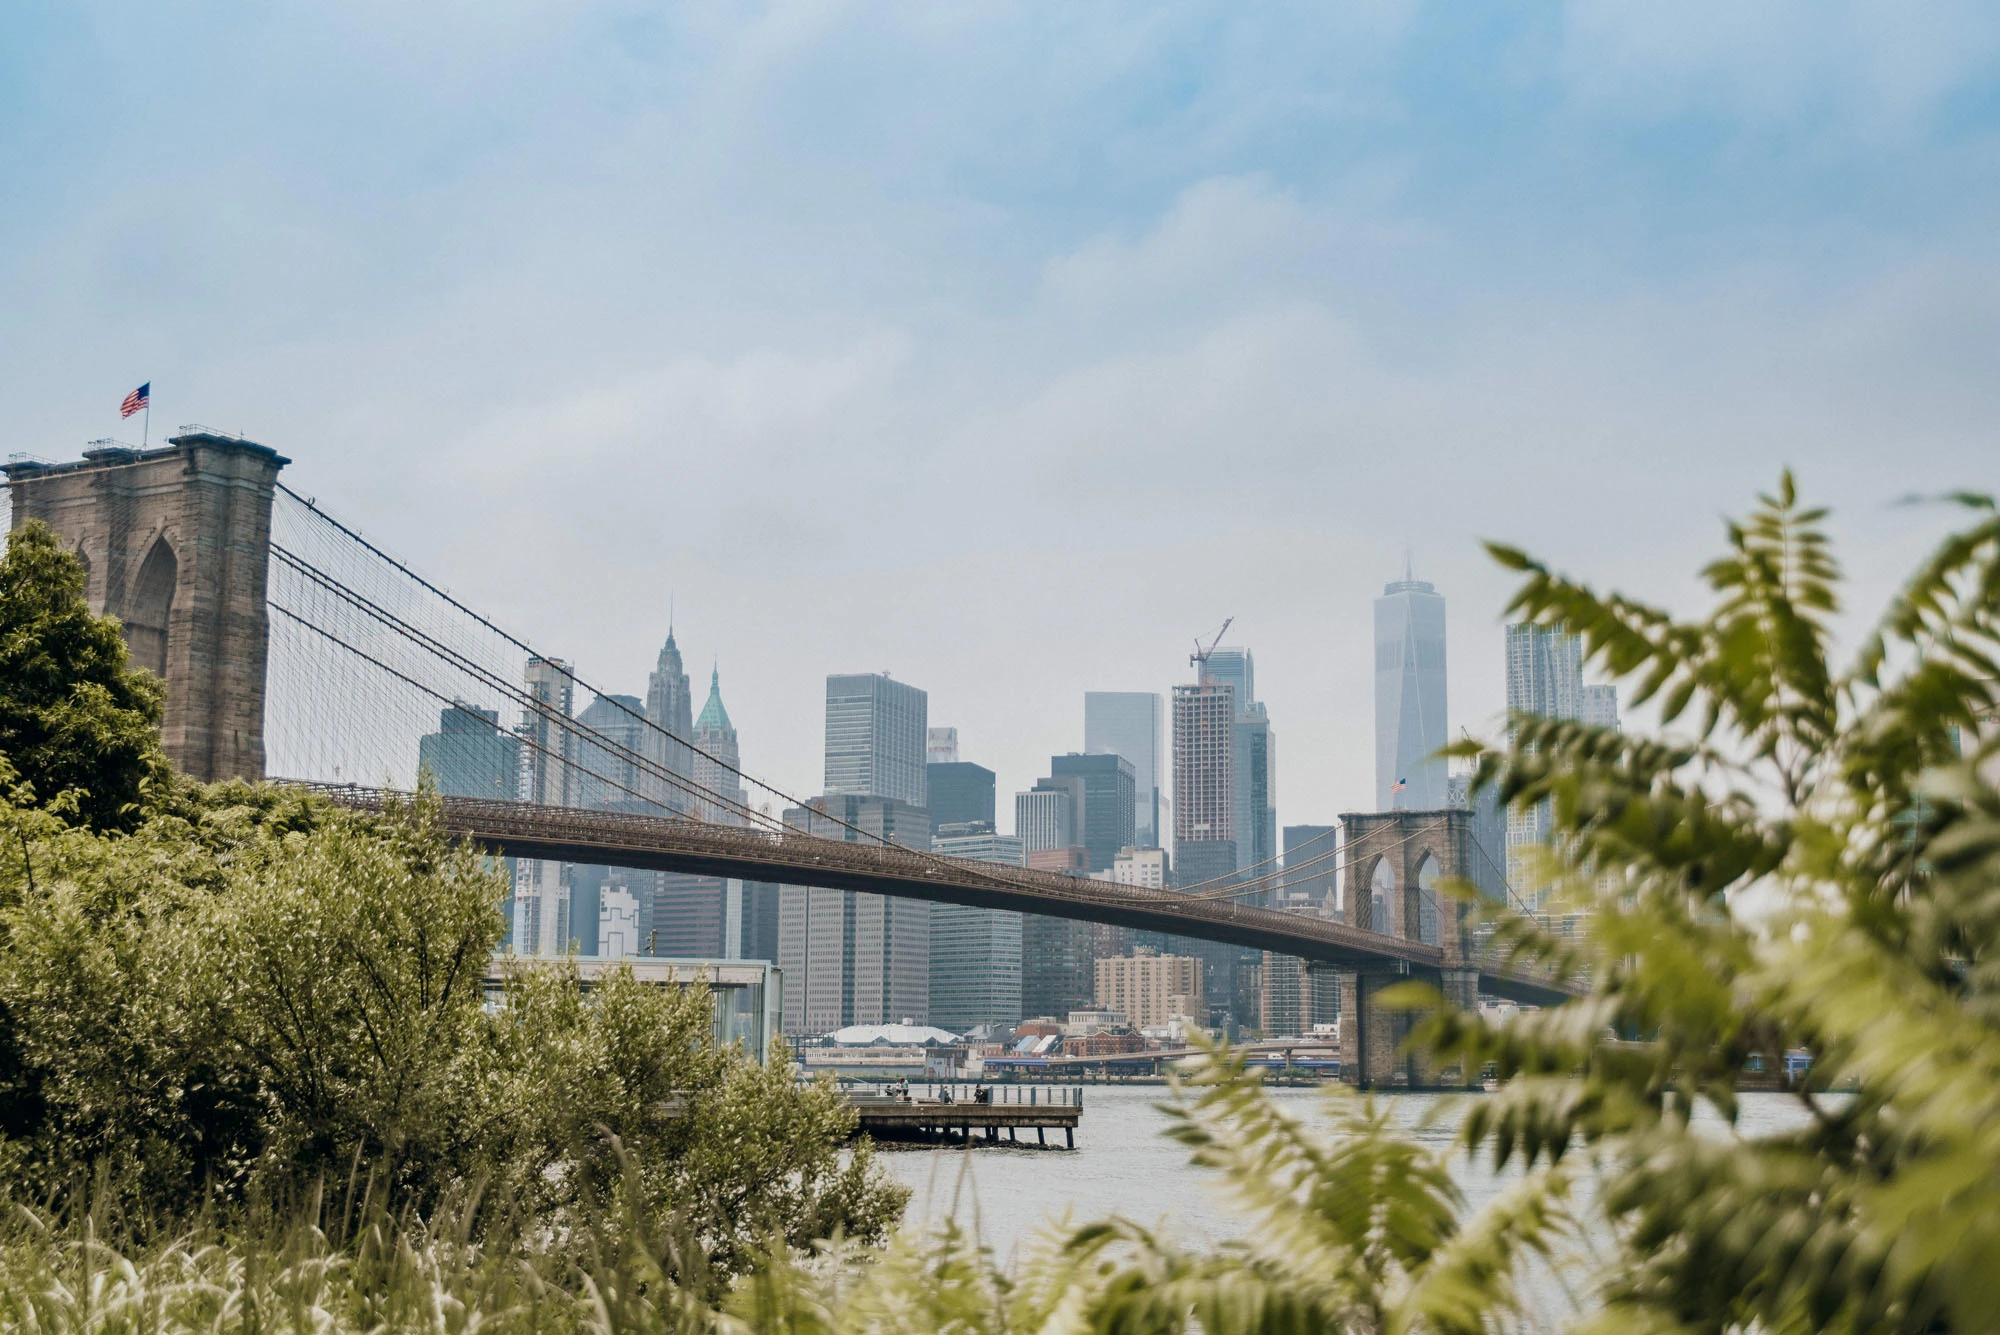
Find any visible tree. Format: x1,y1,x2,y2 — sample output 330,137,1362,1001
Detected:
1415,475,2000,1332
0,779,908,1271
0,520,166,830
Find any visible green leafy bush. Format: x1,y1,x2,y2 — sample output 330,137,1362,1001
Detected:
0,781,905,1281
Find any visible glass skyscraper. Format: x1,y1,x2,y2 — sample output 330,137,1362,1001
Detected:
777,794,932,1036
824,673,928,806
1048,752,1136,873
925,760,995,832
929,830,1025,1032
417,703,519,800
1084,691,1166,849
1374,573,1449,811
1201,647,1277,880
778,672,933,1038
1504,623,1618,905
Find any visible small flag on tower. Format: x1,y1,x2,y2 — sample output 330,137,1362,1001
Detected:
1390,778,1408,794
120,383,150,419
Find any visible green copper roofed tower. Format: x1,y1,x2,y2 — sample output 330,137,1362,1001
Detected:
693,666,748,823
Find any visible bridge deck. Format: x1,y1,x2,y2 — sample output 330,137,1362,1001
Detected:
304,785,1573,1006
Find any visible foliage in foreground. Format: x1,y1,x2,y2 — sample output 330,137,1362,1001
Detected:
0,778,904,1286
1420,475,2000,1332
0,1050,1571,1334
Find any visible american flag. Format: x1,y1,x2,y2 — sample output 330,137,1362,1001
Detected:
120,382,149,419
1390,778,1407,794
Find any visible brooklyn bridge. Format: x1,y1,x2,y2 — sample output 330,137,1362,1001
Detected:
4,430,1575,1085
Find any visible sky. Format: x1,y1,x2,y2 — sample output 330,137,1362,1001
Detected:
4,1,1999,828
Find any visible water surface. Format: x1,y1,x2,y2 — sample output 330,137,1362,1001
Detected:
880,1084,1815,1275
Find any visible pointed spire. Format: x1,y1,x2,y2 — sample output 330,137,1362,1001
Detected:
696,663,733,734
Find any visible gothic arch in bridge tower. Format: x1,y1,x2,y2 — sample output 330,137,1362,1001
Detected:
1364,856,1394,935
3,434,288,782
1414,852,1442,946
126,535,178,678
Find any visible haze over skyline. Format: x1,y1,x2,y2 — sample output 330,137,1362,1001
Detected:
5,3,1997,824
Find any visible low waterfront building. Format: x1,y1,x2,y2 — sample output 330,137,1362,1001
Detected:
484,956,781,1062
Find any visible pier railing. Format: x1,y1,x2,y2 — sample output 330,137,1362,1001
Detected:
842,1080,1084,1107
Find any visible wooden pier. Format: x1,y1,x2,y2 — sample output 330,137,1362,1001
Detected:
843,1082,1084,1149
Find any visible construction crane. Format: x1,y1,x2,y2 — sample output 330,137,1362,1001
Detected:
1190,617,1233,675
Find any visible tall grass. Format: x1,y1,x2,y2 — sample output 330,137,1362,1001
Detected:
0,1150,720,1334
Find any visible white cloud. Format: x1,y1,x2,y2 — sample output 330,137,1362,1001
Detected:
5,3,1998,822
1558,0,2000,145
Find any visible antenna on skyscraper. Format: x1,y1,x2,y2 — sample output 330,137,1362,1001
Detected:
1190,617,1233,676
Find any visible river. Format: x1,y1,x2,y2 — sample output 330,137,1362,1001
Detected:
878,1083,1814,1319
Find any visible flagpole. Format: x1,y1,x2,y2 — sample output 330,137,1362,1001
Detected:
143,399,150,449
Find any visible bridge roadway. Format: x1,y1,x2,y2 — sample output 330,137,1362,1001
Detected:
306,786,1572,1006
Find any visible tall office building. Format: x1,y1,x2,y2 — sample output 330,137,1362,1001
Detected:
1020,912,1095,1020
418,704,520,946
929,829,1026,1032
1108,846,1170,889
1014,786,1073,854
1504,623,1619,903
1095,950,1204,1031
1280,824,1339,911
1047,753,1136,873
515,657,575,956
672,666,754,955
691,667,747,824
418,704,520,800
825,673,928,806
1447,770,1509,902
777,794,932,1036
779,677,931,1037
926,760,996,832
521,656,575,807
779,672,932,1036
1259,956,1339,1037
1203,647,1277,881
1012,775,1091,1016
1376,571,1449,811
1581,683,1620,729
569,692,658,956
652,870,726,956
573,693,653,813
732,882,782,963
1084,692,1167,850
1172,670,1260,1027
1172,680,1237,882
644,630,695,813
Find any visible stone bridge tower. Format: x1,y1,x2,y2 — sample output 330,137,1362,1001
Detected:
5,432,288,782
1335,807,1481,1088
